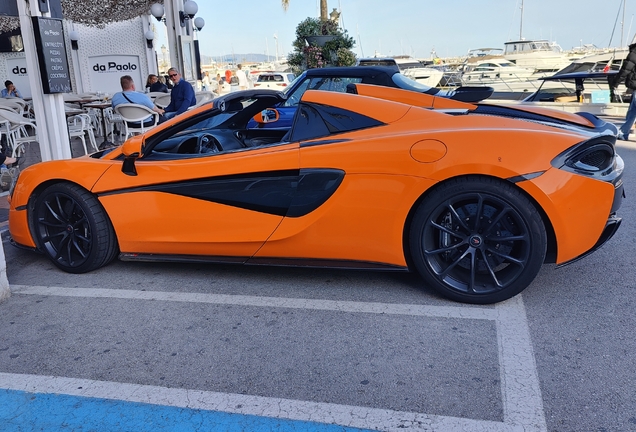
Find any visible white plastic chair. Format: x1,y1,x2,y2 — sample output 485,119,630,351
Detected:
0,108,38,157
0,99,25,116
193,91,214,108
67,113,98,155
148,91,169,102
153,94,171,108
105,107,124,142
114,103,159,140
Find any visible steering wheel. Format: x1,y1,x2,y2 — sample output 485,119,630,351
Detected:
196,133,221,154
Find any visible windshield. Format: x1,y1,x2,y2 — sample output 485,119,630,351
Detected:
391,73,433,92
283,74,304,94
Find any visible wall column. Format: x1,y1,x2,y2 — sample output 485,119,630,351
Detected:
17,0,72,161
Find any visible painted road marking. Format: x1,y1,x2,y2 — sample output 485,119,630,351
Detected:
4,285,547,431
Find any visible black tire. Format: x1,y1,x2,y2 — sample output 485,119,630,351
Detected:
409,176,547,304
32,182,118,273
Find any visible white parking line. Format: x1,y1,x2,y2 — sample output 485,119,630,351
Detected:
7,285,547,431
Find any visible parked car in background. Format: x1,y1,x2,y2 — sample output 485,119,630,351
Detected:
248,66,494,129
8,86,623,304
253,73,296,89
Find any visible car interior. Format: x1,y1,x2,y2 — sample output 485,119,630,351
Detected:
142,95,291,160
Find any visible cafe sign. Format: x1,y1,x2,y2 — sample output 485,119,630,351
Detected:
88,54,142,94
5,57,31,98
31,17,72,94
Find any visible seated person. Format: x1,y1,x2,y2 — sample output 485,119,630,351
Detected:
163,67,196,120
1,80,21,98
147,74,169,93
112,75,165,127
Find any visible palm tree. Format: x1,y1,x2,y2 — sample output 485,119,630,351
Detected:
282,0,328,21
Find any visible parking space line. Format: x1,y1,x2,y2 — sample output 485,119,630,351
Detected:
7,285,547,431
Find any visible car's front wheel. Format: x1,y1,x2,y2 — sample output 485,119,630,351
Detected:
409,176,547,304
32,183,118,273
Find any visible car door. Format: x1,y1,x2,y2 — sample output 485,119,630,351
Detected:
94,144,300,259
92,94,300,260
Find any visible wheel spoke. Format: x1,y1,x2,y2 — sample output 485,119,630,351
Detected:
72,215,88,228
38,218,66,229
472,194,485,231
438,248,470,278
40,231,66,243
448,203,471,233
44,200,66,224
425,241,465,256
53,232,70,260
468,248,477,293
478,248,503,289
64,234,74,265
486,246,525,265
429,220,465,240
71,239,88,259
488,234,528,242
481,207,510,237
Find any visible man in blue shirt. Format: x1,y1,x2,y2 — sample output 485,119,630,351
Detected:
164,67,196,120
111,75,165,126
1,80,21,98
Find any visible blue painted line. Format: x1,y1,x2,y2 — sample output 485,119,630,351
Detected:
0,389,374,432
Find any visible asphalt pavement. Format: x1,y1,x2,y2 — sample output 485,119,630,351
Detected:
0,135,634,431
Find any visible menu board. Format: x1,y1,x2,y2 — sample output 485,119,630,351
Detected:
31,17,72,94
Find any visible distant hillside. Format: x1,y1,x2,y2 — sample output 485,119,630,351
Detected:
201,53,281,65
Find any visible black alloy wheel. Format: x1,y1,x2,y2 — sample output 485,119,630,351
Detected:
410,176,547,304
32,183,118,273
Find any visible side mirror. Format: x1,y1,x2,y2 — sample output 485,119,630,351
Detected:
121,137,143,176
252,108,280,124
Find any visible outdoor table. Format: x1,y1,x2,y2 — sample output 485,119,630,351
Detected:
83,102,115,149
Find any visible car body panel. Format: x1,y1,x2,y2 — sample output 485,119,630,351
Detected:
93,144,299,256
8,84,622,286
516,167,616,263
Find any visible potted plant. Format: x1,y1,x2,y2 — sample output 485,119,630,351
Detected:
287,17,356,73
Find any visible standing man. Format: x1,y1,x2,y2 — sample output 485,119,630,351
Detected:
236,64,248,90
164,67,196,120
610,42,636,140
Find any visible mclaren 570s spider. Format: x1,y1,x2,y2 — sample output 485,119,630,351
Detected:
8,84,624,304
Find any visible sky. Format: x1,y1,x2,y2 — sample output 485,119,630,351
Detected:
161,0,636,61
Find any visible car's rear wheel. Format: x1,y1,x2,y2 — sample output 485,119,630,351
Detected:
32,183,118,273
409,176,547,304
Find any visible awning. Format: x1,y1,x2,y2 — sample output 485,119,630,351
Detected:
1,0,162,32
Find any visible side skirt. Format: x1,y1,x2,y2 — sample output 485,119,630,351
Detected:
119,253,409,272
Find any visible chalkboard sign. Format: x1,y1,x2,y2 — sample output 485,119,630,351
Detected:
31,17,72,94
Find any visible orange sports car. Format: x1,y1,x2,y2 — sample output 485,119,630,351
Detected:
8,85,624,304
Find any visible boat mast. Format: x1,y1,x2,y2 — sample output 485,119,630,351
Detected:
622,0,626,46
519,0,524,40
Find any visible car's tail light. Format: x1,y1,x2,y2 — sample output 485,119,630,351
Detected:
552,137,616,175
277,83,287,87
254,83,261,87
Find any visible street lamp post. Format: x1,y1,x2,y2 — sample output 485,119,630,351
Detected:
150,1,204,80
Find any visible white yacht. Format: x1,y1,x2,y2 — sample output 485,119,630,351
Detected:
503,39,584,74
356,56,444,87
459,57,542,93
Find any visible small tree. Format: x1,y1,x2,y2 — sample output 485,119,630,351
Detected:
287,17,356,74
